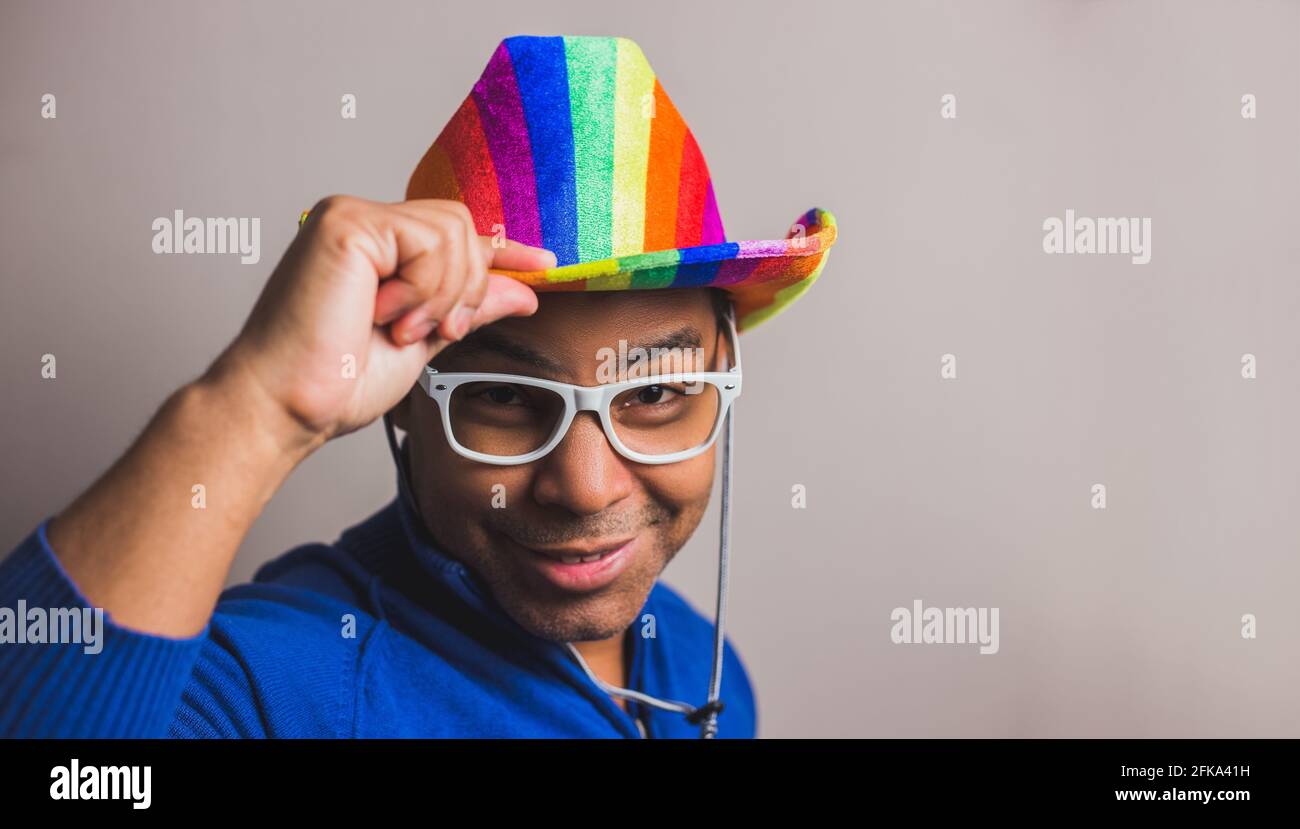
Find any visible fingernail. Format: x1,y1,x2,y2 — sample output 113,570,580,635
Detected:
525,244,557,268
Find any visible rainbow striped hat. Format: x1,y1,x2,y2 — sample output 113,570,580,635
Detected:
413,35,838,332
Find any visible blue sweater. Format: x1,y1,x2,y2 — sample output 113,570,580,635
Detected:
0,480,757,738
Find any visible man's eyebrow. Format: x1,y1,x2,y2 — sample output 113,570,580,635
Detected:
442,329,568,374
638,326,705,353
436,325,709,374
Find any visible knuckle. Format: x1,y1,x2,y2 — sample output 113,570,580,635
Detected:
436,215,465,244
423,224,448,254
465,233,487,266
311,194,358,222
465,271,489,305
446,199,474,224
311,195,366,244
440,203,476,240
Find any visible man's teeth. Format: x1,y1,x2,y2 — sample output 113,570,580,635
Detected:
559,552,606,564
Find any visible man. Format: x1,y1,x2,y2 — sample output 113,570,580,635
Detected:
0,35,836,738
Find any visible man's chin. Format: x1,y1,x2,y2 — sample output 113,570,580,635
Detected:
496,585,650,644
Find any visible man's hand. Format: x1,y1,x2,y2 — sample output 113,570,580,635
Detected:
211,195,554,445
44,196,554,637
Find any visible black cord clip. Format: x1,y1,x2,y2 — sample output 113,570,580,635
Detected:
685,699,725,725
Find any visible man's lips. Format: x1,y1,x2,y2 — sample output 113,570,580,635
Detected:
524,538,637,564
509,535,640,592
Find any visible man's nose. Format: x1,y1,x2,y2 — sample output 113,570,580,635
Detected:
530,412,634,515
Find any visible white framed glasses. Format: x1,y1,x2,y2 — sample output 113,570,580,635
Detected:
416,310,742,466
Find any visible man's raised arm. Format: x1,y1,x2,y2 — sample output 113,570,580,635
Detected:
0,196,554,736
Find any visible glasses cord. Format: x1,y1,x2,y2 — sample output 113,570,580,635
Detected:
561,403,732,738
382,400,734,739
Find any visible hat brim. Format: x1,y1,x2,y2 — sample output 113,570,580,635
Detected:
490,207,837,333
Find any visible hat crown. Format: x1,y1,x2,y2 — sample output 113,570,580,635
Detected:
407,35,726,266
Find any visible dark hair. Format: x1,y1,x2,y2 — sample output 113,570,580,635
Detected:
709,287,734,326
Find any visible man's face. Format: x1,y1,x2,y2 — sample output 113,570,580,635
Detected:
392,288,727,643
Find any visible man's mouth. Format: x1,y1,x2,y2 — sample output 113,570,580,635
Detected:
527,539,633,564
510,535,640,593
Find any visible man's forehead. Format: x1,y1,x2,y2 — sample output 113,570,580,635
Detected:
435,290,718,381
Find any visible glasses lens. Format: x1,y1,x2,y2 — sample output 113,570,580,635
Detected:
448,381,566,457
610,379,721,457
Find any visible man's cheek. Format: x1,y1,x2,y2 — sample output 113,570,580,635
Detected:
645,455,715,504
441,470,520,517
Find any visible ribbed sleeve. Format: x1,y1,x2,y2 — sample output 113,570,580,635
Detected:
0,519,210,737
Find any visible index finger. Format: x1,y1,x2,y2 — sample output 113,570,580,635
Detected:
477,236,558,272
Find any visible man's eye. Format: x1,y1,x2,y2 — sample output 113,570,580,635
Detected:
632,385,680,406
480,385,525,406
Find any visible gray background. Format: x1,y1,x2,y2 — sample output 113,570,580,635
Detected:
2,0,1297,737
